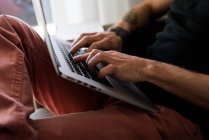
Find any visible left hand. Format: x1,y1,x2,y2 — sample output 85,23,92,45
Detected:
73,49,150,82
70,32,123,54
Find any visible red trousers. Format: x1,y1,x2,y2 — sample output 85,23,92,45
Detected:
0,15,204,140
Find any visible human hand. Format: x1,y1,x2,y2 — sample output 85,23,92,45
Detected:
70,32,123,54
74,49,150,82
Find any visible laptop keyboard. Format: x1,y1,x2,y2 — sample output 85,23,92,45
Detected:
56,39,92,79
55,38,113,88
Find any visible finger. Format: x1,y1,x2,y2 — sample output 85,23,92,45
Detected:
98,64,115,78
86,38,109,53
70,34,101,54
87,51,114,72
85,49,101,63
71,32,97,46
73,53,90,62
106,50,130,58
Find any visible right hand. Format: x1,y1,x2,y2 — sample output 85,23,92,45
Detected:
70,32,123,54
74,49,149,82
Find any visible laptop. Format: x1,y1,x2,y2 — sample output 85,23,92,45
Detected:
32,0,158,113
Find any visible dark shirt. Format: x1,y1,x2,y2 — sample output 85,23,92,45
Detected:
145,0,209,138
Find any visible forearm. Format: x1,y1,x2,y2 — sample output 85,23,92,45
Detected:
113,0,172,32
145,60,209,110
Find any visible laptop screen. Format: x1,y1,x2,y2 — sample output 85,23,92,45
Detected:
32,0,60,73
40,0,53,24
32,0,56,36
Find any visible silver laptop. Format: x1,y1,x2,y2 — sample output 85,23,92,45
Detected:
32,0,158,113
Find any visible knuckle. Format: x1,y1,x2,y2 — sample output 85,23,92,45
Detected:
91,42,99,48
97,33,105,38
107,50,117,55
96,51,104,57
108,50,115,53
80,33,88,37
82,36,90,40
92,48,99,53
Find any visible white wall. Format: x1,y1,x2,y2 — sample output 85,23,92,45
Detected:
97,0,129,25
98,0,143,25
51,0,99,24
50,0,143,25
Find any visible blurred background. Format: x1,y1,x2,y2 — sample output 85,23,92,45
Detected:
50,0,141,25
0,0,142,26
0,0,37,25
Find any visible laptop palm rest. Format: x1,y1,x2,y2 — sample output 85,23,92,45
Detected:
105,76,158,113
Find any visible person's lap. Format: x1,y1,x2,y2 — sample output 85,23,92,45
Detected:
0,15,204,139
0,15,107,115
35,103,203,140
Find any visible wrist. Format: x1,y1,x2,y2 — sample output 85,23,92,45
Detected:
143,60,160,82
109,27,130,49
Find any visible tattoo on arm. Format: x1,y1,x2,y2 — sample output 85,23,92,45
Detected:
123,9,138,25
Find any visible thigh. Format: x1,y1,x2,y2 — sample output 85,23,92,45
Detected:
35,104,203,140
1,15,107,115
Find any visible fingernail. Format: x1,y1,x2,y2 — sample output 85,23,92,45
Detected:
73,55,78,60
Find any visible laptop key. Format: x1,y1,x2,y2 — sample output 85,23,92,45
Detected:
55,38,97,80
